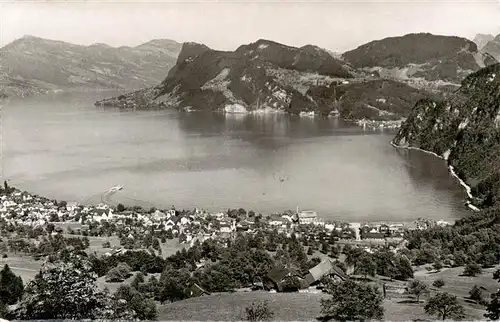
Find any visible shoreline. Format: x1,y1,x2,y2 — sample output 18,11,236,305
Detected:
1,183,453,228
390,141,480,212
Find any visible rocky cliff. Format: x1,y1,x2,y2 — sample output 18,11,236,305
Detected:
96,39,433,120
343,33,496,91
393,63,500,208
0,35,182,98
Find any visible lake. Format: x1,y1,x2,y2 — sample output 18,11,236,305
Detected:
1,92,470,223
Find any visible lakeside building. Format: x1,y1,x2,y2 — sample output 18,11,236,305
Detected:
297,210,318,225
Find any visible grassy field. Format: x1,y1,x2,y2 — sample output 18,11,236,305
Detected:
0,255,42,281
158,291,328,321
157,287,488,321
157,265,500,321
157,290,440,321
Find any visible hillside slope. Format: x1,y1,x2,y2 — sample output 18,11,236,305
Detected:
0,35,182,98
343,33,497,91
392,63,500,208
96,39,432,120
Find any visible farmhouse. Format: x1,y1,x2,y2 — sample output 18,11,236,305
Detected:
303,258,348,287
264,266,304,292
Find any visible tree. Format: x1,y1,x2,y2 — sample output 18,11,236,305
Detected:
407,280,429,303
486,290,500,319
320,241,330,254
106,262,132,282
14,252,110,319
392,255,414,281
117,203,126,212
159,266,191,303
114,285,157,320
0,264,24,304
354,253,377,279
463,263,482,276
486,269,500,319
152,238,161,251
433,260,443,272
102,241,111,248
432,278,445,289
320,279,384,321
329,245,340,258
424,292,465,321
244,301,274,321
469,285,485,305
0,299,8,319
131,272,145,289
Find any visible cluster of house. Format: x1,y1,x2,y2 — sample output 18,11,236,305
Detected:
0,187,451,253
0,190,71,227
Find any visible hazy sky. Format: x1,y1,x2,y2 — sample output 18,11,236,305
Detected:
1,0,499,52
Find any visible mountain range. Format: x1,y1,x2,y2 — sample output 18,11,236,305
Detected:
1,32,498,123
95,33,496,121
0,35,182,98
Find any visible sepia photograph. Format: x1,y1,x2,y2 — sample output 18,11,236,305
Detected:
0,0,499,320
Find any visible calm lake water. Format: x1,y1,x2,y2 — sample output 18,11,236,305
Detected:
1,92,470,223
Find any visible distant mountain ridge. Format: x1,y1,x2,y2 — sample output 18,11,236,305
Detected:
0,35,182,98
473,33,495,50
95,33,495,121
482,34,500,63
342,33,496,91
3,33,497,124
95,39,356,116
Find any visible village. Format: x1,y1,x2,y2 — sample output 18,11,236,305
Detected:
0,182,453,293
0,183,452,253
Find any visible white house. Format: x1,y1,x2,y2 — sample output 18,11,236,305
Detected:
298,211,318,225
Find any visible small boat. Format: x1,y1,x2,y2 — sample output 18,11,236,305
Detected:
109,185,124,193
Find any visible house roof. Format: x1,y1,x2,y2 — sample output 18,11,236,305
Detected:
267,266,291,283
308,259,348,282
189,283,210,296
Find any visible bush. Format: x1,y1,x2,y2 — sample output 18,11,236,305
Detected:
469,285,485,305
433,261,443,272
244,301,274,321
432,278,445,289
463,263,482,277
